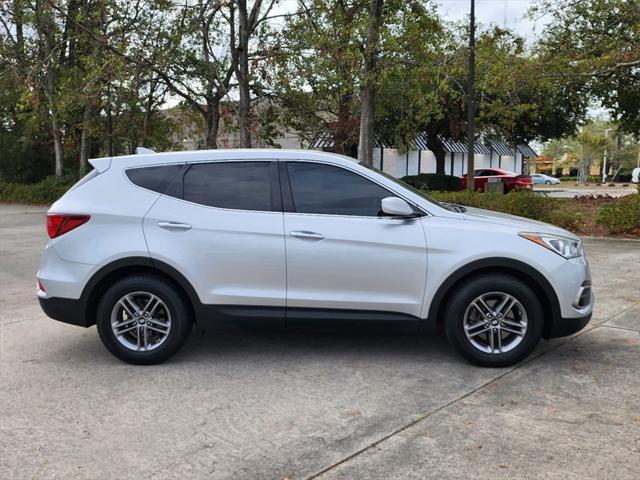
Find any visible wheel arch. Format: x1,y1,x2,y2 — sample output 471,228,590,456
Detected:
81,257,201,327
426,257,561,339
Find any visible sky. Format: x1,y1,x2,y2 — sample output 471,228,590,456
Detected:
274,0,552,42
437,0,551,40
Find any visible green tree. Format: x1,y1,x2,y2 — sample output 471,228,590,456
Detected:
533,0,640,134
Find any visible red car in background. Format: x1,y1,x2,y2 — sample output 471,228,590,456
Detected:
460,168,533,193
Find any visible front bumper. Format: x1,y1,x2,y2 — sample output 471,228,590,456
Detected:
38,296,92,327
547,311,592,338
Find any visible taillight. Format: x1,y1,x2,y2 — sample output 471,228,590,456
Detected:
47,214,90,238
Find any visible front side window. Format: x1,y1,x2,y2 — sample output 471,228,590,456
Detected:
286,162,392,216
183,161,272,211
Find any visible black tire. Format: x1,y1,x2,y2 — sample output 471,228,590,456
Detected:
96,274,193,365
545,180,552,184
444,274,543,367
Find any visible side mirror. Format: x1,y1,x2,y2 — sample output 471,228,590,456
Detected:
381,197,416,217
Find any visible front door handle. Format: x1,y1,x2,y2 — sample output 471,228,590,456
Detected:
290,230,324,240
158,221,192,231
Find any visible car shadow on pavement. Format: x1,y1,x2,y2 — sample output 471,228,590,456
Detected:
173,323,462,366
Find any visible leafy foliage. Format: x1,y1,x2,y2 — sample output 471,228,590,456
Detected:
401,173,461,192
533,0,640,134
0,176,76,204
597,194,640,234
430,190,583,230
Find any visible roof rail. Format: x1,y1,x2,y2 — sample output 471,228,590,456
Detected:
135,147,156,155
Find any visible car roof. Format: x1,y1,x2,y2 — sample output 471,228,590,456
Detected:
89,149,358,172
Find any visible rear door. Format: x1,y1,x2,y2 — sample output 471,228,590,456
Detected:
281,161,427,319
142,160,286,315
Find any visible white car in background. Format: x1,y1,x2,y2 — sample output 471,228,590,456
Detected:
632,167,640,184
37,149,593,367
531,173,561,185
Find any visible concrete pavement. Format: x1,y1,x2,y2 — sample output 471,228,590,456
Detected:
1,203,638,479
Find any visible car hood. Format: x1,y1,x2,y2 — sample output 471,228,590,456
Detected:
460,206,578,239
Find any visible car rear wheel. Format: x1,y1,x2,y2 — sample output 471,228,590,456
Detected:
444,274,543,367
96,275,192,364
545,180,552,184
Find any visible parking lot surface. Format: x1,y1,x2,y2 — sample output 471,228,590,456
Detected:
1,203,639,479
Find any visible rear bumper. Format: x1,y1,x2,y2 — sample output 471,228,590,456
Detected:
546,312,592,338
38,296,92,327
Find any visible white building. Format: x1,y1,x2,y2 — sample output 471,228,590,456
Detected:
311,130,538,178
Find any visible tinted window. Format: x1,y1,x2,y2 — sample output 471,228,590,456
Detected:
126,165,183,194
184,161,272,211
287,162,391,216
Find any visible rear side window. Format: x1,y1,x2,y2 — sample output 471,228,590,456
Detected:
126,164,183,194
183,161,272,211
286,162,391,216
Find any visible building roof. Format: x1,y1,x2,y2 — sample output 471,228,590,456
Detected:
310,130,493,155
489,141,515,157
309,129,536,158
517,144,538,158
310,128,388,149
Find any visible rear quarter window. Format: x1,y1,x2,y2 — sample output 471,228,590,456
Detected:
126,164,184,194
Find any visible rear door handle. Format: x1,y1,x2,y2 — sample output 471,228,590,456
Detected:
158,221,192,231
290,230,324,240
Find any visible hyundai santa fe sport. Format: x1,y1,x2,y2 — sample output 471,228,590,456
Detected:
37,149,594,366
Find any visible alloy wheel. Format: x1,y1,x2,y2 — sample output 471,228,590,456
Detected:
462,291,528,354
110,291,172,352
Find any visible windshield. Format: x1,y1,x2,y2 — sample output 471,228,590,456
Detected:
358,162,444,208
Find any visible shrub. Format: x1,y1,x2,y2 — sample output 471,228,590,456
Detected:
597,194,640,234
0,175,76,204
401,173,461,192
430,190,582,227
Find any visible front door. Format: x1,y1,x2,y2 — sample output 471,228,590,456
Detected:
281,161,427,319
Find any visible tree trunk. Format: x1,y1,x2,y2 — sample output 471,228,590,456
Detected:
334,92,353,156
51,109,64,177
235,1,252,148
106,102,114,157
204,97,222,149
140,79,158,146
358,0,384,165
426,133,446,175
79,100,92,172
36,2,64,176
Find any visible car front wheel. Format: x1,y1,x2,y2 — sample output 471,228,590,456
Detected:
444,274,543,367
96,274,193,365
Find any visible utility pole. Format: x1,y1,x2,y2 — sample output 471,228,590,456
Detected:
466,0,476,190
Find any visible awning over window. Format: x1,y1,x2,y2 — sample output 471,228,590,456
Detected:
489,141,516,157
517,144,538,158
309,129,532,158
309,128,388,149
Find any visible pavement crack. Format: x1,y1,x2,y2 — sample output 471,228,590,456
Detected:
598,324,640,334
304,322,604,480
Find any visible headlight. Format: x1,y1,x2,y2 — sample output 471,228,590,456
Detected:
519,233,583,259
